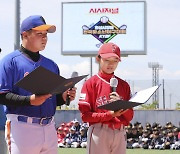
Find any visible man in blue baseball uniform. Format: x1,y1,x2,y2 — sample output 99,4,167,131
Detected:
0,15,76,154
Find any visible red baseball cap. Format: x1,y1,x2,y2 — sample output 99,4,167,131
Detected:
58,127,63,131
98,42,121,61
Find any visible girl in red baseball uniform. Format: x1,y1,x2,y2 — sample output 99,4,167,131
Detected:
78,42,134,154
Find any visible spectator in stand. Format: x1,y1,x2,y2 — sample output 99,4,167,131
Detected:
77,126,87,148
64,126,79,148
57,127,66,148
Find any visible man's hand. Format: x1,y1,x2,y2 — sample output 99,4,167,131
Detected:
62,87,77,102
30,94,52,106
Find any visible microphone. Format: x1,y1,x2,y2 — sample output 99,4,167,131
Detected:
65,71,78,106
110,77,118,92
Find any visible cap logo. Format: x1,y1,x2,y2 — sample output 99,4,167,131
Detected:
112,44,117,53
40,16,46,24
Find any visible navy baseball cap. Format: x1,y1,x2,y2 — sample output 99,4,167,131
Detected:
20,15,56,34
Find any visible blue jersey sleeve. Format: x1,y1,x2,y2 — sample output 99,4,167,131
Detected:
0,54,15,93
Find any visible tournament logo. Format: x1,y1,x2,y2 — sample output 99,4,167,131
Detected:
82,16,127,48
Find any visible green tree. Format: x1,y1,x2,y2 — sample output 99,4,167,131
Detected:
175,103,180,110
138,101,158,109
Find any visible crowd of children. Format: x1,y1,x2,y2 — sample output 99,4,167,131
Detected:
57,119,88,148
126,121,180,150
57,120,180,150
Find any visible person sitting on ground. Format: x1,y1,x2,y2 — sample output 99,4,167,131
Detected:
64,126,79,148
57,127,66,148
77,126,88,148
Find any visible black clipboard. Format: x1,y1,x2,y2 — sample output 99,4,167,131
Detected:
15,66,88,95
98,85,161,111
98,100,143,111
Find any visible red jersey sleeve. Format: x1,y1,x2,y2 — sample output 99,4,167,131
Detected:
120,109,134,124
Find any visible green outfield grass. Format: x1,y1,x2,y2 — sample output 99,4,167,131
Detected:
58,148,180,154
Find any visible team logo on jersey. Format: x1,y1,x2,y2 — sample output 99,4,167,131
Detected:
79,93,86,100
82,16,127,48
24,72,29,77
96,95,108,106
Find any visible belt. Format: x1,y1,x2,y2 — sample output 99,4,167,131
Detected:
17,115,54,126
94,123,124,131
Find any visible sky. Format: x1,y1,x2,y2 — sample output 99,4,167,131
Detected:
0,0,180,108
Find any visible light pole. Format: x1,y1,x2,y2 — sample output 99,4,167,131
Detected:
15,0,20,50
148,62,163,108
